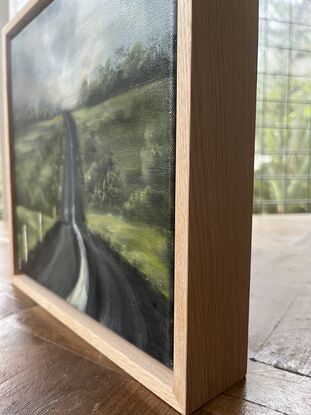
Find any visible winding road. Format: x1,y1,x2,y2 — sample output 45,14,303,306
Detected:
24,111,173,367
62,112,89,312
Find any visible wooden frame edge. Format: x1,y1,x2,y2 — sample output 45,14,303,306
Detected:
173,0,192,411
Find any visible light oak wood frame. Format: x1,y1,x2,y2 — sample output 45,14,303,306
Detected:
2,1,259,413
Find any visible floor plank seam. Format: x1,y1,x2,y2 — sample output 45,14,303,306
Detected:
249,357,311,379
223,392,290,415
4,310,122,374
255,295,298,353
31,334,117,372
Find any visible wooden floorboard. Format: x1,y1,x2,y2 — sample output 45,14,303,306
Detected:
4,305,124,373
227,360,311,415
249,214,311,356
0,317,172,415
0,216,311,414
197,394,282,415
254,293,311,377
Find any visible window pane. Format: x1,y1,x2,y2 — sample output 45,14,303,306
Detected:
262,203,282,213
291,0,311,26
254,179,262,201
256,101,263,127
284,203,307,213
265,75,288,101
286,129,310,153
287,102,311,129
255,128,263,153
262,128,285,153
291,52,311,77
292,25,311,52
257,74,264,101
287,155,310,176
285,179,308,200
258,19,267,48
260,154,286,176
289,77,311,102
254,0,311,212
258,46,266,73
268,0,290,22
266,47,289,74
261,179,285,200
264,102,287,127
267,21,290,49
259,0,267,19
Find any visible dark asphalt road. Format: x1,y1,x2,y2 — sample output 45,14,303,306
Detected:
62,111,85,225
24,111,173,367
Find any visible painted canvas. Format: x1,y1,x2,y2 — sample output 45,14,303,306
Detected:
10,0,176,367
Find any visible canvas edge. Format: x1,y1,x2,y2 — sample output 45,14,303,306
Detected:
2,26,15,278
2,0,189,413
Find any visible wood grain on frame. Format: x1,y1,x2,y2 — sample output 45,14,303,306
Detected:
180,1,258,412
2,0,258,413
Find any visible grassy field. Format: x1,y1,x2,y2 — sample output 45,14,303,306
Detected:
14,115,63,146
13,116,63,263
87,213,171,298
14,115,63,218
73,79,174,191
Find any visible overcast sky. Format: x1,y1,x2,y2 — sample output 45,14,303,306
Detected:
11,0,176,114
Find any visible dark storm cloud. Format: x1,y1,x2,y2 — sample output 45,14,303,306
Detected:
11,0,176,113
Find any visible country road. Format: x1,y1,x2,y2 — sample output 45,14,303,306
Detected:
24,111,173,366
62,112,89,312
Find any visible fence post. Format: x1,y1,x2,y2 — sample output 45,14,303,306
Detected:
22,224,28,262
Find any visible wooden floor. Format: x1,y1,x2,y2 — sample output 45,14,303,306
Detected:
0,215,310,414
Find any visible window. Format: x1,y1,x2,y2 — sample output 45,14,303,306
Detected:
255,0,311,213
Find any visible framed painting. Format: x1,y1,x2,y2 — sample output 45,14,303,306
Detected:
2,1,258,413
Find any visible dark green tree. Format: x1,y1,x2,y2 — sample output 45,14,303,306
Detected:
85,152,124,212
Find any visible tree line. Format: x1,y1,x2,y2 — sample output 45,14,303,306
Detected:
79,37,176,107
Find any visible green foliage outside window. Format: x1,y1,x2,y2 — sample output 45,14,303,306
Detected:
255,0,311,213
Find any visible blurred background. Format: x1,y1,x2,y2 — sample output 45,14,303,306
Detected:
255,0,311,213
